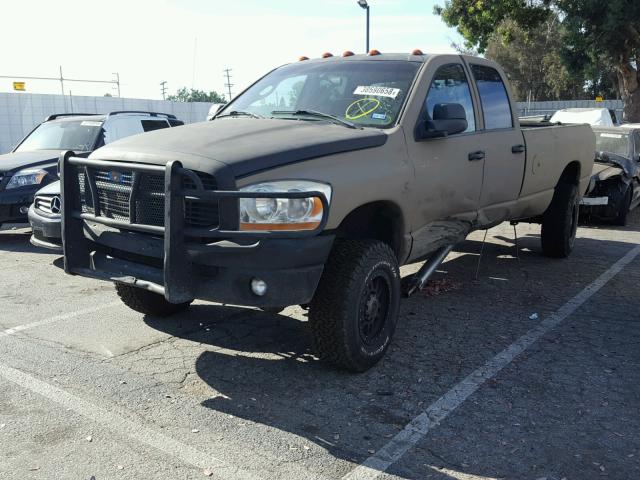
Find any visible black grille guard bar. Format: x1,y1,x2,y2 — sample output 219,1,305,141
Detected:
61,152,330,303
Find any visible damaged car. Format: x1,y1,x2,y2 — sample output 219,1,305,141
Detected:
580,126,640,225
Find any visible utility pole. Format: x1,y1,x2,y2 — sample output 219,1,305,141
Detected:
59,66,65,96
160,81,167,100
112,72,121,97
223,68,234,102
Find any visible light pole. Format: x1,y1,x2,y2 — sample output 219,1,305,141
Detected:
357,0,370,53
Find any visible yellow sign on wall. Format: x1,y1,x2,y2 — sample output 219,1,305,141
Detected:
13,82,25,91
595,95,604,102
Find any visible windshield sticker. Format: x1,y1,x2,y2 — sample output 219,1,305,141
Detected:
81,121,102,127
371,112,387,120
599,133,623,138
345,98,381,120
353,85,400,99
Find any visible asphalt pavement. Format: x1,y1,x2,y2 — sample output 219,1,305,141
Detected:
0,210,638,480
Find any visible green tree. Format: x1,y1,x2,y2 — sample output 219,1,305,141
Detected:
483,16,586,101
167,87,227,103
435,0,640,121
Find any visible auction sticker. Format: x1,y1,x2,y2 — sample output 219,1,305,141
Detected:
354,85,400,99
81,121,103,127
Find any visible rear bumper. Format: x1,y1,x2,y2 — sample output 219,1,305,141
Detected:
28,204,62,251
61,153,333,307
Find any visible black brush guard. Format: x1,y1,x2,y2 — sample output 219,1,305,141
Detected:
60,152,331,304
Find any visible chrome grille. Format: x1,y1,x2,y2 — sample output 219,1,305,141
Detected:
77,167,219,229
34,194,62,215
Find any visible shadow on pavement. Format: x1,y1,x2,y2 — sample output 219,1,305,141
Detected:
142,232,640,479
0,229,48,254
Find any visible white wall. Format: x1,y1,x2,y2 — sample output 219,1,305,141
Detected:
0,92,212,153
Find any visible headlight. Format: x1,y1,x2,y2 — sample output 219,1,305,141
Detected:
239,180,332,231
6,167,49,189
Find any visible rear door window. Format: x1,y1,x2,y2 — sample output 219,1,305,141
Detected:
471,65,513,130
141,119,171,132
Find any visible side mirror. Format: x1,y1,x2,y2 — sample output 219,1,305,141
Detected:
415,103,468,140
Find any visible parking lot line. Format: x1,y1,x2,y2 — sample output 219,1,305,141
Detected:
0,302,121,338
0,362,262,480
343,244,640,480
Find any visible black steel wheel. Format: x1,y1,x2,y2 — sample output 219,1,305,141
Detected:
358,274,391,345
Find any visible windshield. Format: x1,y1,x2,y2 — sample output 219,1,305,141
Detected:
224,60,421,128
15,119,103,152
594,131,630,157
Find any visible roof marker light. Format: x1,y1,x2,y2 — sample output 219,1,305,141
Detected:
368,49,381,56
342,50,355,57
412,49,424,55
298,56,309,61
322,52,334,58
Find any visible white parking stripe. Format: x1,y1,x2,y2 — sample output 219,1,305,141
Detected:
0,302,121,338
0,363,262,480
344,244,640,480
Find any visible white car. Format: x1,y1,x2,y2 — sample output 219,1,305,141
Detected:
550,108,617,127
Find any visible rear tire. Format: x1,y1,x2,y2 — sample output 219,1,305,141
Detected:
115,283,192,316
612,185,632,226
308,239,400,372
541,182,579,258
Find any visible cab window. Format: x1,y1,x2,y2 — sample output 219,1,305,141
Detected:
471,65,513,130
424,64,476,133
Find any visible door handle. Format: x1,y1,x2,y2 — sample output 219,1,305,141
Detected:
468,150,485,161
512,144,525,154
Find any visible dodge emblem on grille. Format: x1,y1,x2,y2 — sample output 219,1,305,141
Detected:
110,171,122,183
50,196,62,215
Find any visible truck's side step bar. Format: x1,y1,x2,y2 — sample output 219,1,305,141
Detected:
401,245,454,297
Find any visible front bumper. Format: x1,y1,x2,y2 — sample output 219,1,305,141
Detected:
0,186,41,224
61,154,333,307
28,204,62,251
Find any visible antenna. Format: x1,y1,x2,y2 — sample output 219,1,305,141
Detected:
223,68,234,102
160,81,167,100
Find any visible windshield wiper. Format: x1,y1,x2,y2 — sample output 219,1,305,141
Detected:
217,110,265,119
271,110,361,129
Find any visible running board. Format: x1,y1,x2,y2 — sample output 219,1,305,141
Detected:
401,245,454,298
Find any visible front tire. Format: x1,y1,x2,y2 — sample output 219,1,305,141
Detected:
541,182,579,258
115,283,192,316
308,239,400,372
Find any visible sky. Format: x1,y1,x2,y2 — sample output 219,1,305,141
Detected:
0,0,463,101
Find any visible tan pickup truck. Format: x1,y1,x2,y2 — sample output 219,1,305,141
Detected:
61,52,595,372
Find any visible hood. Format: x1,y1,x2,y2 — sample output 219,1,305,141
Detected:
0,150,61,172
34,180,61,196
90,118,387,177
594,151,638,179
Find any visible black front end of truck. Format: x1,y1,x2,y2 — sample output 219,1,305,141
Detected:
60,152,333,308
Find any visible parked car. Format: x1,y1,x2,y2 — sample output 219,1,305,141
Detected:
28,111,184,250
60,52,594,372
550,107,617,127
580,125,640,225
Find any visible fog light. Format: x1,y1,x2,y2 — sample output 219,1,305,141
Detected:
251,278,268,296
19,206,29,214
